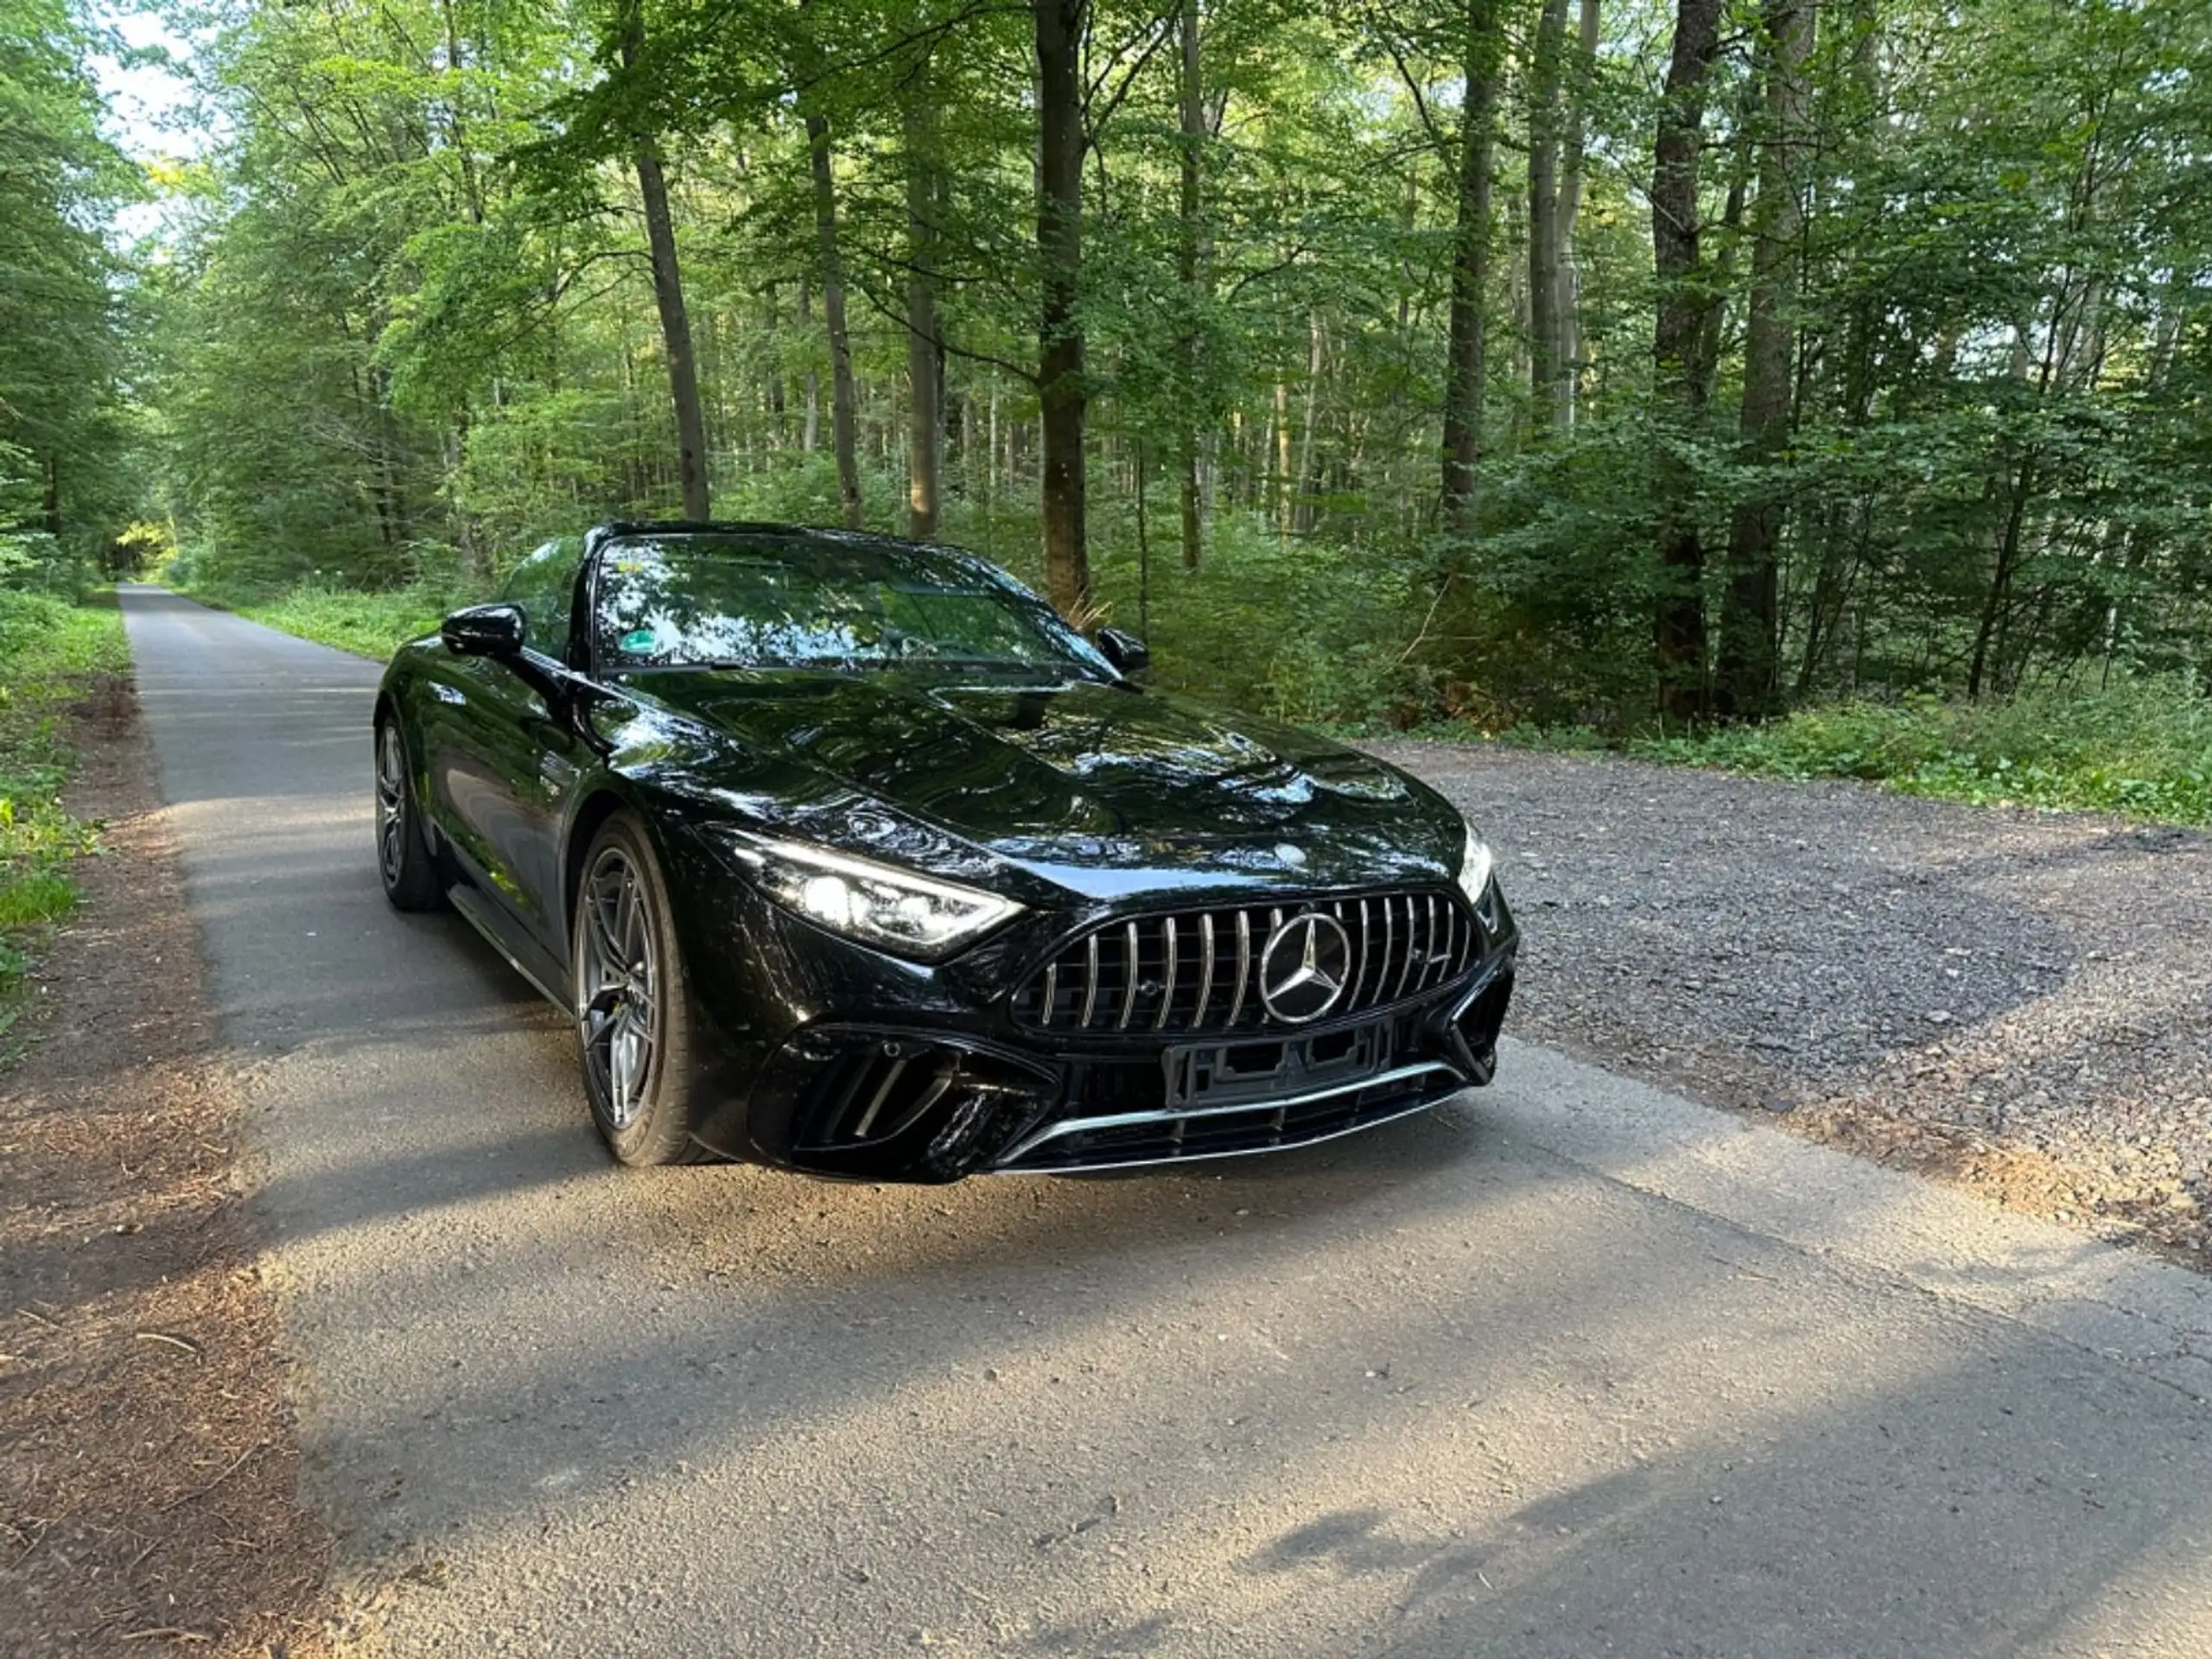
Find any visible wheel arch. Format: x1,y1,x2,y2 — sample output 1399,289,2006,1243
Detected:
562,786,635,946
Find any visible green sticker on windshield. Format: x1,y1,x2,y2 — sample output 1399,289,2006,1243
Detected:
620,627,658,654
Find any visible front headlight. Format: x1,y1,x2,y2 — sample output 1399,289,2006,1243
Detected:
710,828,1022,962
1456,826,1496,910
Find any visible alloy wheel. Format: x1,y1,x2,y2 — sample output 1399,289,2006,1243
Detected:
577,845,659,1129
375,724,408,887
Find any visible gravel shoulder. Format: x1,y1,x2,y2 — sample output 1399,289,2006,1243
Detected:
0,676,334,1655
1377,740,2212,1264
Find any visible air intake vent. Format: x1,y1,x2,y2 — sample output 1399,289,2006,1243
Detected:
803,1044,959,1147
1009,891,1478,1038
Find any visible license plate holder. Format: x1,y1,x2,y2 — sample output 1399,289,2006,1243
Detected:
1163,1020,1394,1110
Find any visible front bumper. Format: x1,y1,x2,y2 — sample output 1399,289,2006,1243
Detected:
681,911,1514,1184
665,825,1518,1181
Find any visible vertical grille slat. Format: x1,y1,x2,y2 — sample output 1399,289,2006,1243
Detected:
1116,920,1141,1031
1192,913,1216,1030
1344,902,1362,1008
1025,887,1478,1037
1228,910,1252,1028
1156,917,1179,1031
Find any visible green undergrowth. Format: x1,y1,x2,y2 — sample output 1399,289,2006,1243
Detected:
215,582,449,662
1611,680,2212,826
0,588,130,1052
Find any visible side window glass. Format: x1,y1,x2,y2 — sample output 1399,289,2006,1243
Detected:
497,539,584,657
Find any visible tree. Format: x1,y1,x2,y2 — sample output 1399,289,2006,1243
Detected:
1649,0,1727,722
1715,0,1814,717
1034,0,1089,615
1554,0,1599,425
1441,0,1507,534
1176,0,1206,569
618,0,711,520
906,92,942,539
1526,0,1570,430
804,106,865,530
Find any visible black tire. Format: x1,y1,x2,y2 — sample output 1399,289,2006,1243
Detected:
375,716,447,912
571,812,705,1166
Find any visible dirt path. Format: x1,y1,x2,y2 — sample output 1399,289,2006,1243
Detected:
0,674,333,1656
1378,739,2212,1262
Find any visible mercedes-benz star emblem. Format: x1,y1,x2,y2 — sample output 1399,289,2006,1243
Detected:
1258,912,1353,1024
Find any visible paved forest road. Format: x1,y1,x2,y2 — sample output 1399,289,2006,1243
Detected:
120,585,2212,1657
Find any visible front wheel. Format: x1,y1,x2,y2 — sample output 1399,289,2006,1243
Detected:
572,813,705,1166
375,717,446,912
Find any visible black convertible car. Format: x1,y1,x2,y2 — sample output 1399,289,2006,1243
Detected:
373,521,1516,1179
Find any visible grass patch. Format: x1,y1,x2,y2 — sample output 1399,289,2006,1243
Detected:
223,582,448,661
1624,679,2212,826
0,588,130,1046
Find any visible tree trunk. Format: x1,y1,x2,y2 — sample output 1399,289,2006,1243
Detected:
1273,379,1292,534
1969,459,2034,699
1715,0,1813,719
765,283,786,444
1441,0,1505,532
805,111,863,529
1555,0,1599,424
905,98,942,539
620,8,709,520
1527,0,1569,431
1649,0,1727,722
1035,0,1090,617
1294,313,1324,535
1178,0,1205,569
798,278,821,453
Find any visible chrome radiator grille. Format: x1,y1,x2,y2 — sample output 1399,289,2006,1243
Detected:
1009,891,1478,1037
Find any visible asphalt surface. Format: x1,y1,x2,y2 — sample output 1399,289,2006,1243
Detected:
119,585,2212,1657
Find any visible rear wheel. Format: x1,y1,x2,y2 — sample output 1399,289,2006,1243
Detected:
572,813,704,1166
375,718,446,912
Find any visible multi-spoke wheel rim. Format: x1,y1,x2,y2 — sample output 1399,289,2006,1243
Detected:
375,725,407,887
577,847,658,1130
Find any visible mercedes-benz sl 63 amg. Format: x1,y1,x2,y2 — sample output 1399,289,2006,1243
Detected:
372,522,1516,1179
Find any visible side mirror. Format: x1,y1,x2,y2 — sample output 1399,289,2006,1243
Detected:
1096,626,1151,676
442,604,525,659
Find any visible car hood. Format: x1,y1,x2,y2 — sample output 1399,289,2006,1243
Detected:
620,668,1465,900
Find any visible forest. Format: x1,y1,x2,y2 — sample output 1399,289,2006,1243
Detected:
5,0,2211,745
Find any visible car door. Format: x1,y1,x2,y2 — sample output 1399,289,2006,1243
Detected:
428,539,587,958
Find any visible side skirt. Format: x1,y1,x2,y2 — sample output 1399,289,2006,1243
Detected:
448,883,574,1014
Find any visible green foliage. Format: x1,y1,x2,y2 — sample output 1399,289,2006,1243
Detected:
1632,679,2212,825
223,583,450,663
72,0,2212,778
0,589,127,1039
0,0,139,578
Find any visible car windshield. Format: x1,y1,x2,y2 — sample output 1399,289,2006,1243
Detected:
592,537,1113,677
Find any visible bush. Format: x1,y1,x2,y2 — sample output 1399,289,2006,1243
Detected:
1630,678,2212,825
0,590,128,1037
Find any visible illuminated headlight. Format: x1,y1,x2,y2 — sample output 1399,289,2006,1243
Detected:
711,829,1021,962
1456,826,1496,911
